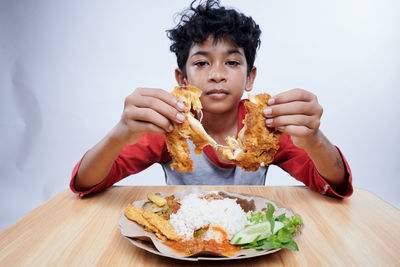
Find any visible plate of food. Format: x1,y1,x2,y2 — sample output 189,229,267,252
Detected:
119,188,303,261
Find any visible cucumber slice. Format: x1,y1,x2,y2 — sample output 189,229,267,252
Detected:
142,201,163,212
230,222,271,245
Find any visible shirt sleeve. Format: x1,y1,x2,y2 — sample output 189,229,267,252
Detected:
272,134,353,198
69,133,171,197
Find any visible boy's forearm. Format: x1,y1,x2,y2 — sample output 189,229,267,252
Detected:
74,133,127,191
302,131,347,192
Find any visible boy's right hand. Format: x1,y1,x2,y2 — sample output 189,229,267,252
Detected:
110,88,186,146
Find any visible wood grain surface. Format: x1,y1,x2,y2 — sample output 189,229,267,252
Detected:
0,186,399,266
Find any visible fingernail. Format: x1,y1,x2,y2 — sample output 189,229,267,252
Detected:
263,108,272,115
266,119,273,126
268,98,275,105
169,125,174,132
176,113,185,122
278,126,285,131
177,101,185,111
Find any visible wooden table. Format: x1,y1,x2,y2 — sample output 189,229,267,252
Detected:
0,186,399,266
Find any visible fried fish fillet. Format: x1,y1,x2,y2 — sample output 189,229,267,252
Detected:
165,85,217,172
218,94,282,171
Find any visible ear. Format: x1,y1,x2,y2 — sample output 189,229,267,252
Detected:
175,68,187,86
245,66,257,92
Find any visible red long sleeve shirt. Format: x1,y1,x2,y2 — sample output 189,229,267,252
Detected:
70,100,353,198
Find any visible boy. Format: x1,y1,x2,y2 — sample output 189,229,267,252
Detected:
70,0,352,198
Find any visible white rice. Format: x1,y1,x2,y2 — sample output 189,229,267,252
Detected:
169,193,248,240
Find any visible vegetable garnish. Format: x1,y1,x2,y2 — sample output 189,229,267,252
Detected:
230,203,303,251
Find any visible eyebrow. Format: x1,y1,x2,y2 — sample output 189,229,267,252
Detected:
190,49,244,58
227,49,244,56
190,51,209,57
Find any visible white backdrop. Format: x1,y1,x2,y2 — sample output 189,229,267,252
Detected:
1,0,399,231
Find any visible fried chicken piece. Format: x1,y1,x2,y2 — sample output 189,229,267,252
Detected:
124,204,158,233
165,85,217,172
142,210,180,241
165,126,193,172
165,85,281,172
218,93,282,171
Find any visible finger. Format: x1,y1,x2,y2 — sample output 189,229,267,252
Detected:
276,125,314,137
263,101,316,118
268,88,315,105
130,95,186,124
265,114,320,129
136,88,186,112
125,106,174,133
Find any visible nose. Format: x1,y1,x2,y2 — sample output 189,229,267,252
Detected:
208,62,226,83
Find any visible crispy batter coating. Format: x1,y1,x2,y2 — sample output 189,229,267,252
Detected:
142,210,180,241
147,193,167,207
124,203,158,233
165,85,217,172
125,202,180,241
218,93,282,171
165,124,193,172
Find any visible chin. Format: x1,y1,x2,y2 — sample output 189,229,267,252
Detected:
202,103,236,116
201,96,241,113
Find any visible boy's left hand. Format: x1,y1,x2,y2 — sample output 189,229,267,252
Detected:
263,88,323,149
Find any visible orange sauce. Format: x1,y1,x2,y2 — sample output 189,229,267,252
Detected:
163,226,242,257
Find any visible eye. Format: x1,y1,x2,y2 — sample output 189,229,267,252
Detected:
226,61,240,66
194,61,209,67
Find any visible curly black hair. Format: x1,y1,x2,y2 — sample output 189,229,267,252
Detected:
167,0,261,77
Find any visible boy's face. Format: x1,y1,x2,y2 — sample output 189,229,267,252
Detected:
176,36,256,115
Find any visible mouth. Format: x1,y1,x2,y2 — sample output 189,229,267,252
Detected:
206,89,229,96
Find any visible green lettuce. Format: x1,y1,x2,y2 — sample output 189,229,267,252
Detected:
237,203,303,251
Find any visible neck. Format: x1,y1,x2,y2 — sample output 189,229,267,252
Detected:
200,107,239,146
